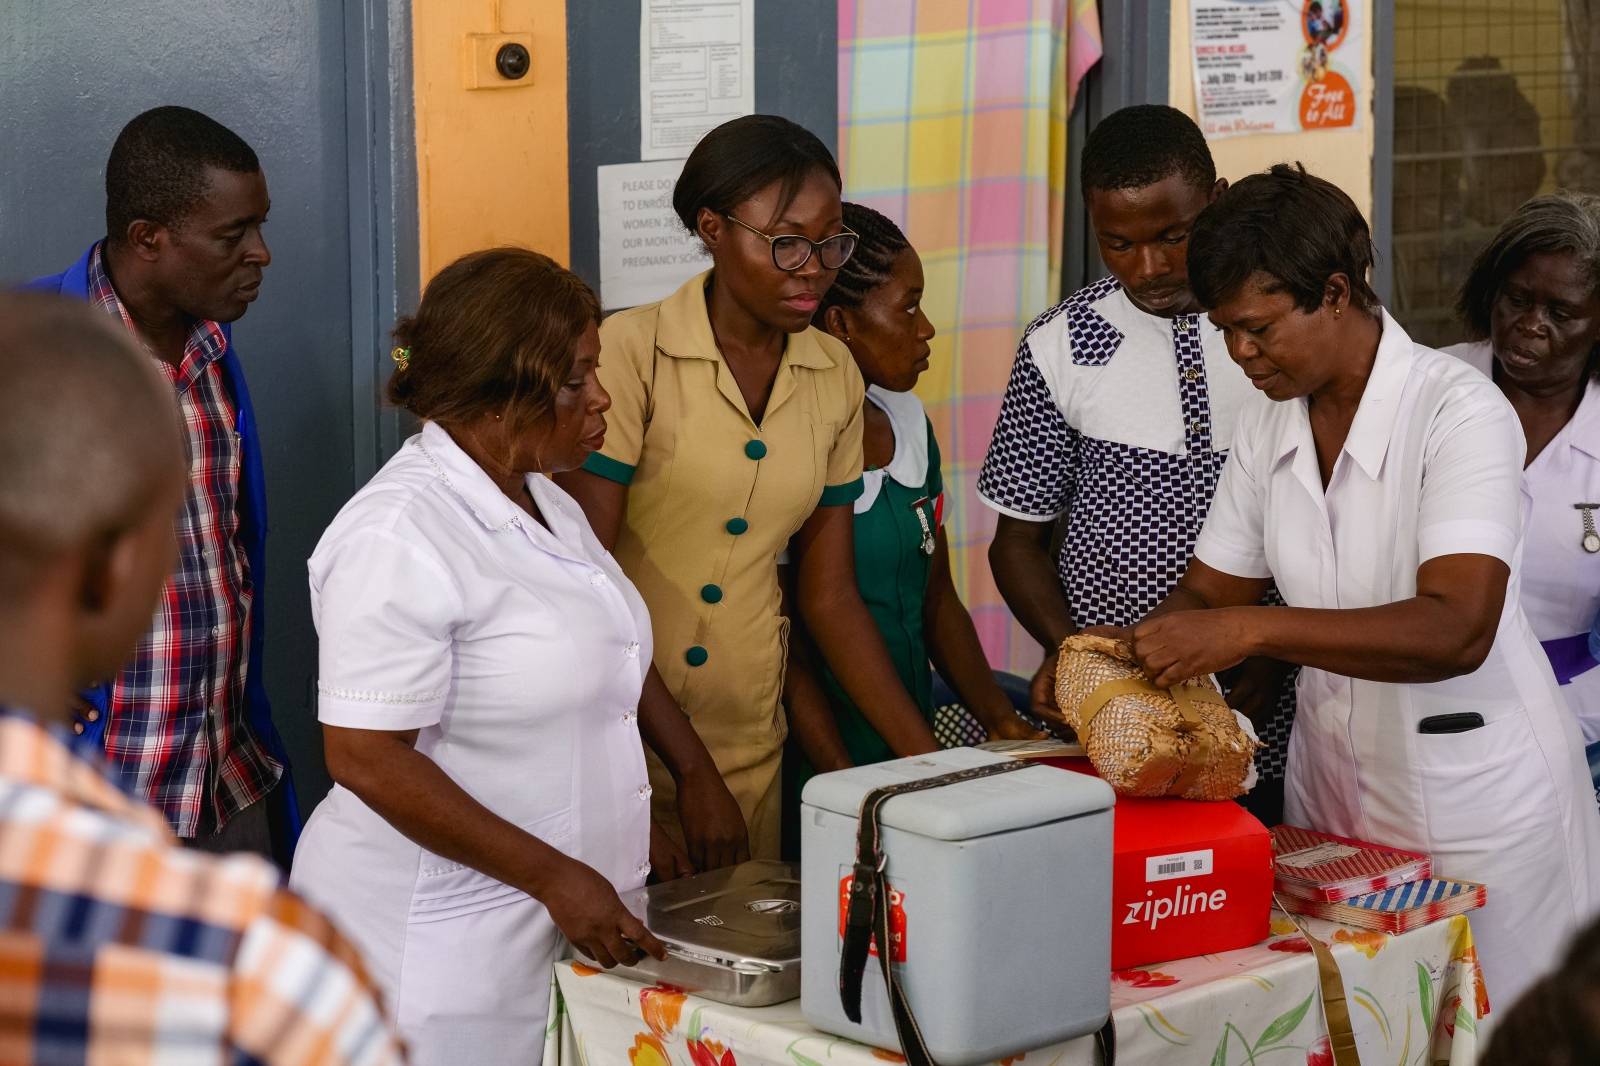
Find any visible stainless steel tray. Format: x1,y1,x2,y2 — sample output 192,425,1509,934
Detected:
614,860,801,1006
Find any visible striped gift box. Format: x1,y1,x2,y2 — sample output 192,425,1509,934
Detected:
1281,878,1487,934
1272,825,1432,902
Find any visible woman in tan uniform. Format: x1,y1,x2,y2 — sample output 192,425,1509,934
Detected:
559,116,939,861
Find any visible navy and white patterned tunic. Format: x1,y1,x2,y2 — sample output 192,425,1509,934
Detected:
977,275,1295,781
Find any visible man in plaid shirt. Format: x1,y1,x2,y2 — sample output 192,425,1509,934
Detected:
0,292,403,1063
29,106,297,859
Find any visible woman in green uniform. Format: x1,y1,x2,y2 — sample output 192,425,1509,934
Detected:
558,119,942,863
785,203,1042,795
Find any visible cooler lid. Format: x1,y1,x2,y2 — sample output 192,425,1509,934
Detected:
630,860,802,966
801,747,1115,842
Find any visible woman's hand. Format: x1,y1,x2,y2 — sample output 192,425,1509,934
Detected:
648,823,694,883
986,712,1047,742
676,770,750,872
1129,608,1255,688
541,858,667,969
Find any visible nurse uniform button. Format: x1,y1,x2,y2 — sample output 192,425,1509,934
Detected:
744,439,767,460
700,583,723,604
686,645,709,667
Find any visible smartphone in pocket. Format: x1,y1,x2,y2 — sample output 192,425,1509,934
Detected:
1417,712,1486,734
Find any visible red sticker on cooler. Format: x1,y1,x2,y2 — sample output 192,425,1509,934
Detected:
838,874,908,963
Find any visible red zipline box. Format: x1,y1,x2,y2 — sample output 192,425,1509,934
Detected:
1043,758,1274,970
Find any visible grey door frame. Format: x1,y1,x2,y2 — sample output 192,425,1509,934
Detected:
343,0,419,478
1063,0,1173,296
1370,0,1396,304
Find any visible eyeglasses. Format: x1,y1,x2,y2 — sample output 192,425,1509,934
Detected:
722,212,858,272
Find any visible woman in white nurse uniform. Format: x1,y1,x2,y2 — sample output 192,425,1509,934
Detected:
1443,194,1600,759
1099,166,1600,1008
290,250,742,1065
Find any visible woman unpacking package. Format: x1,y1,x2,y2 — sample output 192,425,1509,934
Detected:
1094,164,1600,1007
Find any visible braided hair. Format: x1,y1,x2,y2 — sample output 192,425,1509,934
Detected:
815,202,912,324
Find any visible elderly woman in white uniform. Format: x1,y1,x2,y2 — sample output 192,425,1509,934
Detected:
1096,166,1600,1007
1443,194,1600,762
289,249,746,1065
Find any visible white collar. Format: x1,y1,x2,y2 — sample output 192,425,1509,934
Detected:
857,386,930,514
412,422,590,563
1270,309,1415,481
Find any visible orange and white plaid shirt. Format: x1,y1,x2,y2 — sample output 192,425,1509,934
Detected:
0,709,405,1064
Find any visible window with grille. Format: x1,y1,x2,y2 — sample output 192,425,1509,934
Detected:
1390,0,1600,347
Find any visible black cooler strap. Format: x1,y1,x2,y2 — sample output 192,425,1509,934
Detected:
838,759,1117,1065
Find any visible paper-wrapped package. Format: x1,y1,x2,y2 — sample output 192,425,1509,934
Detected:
1054,634,1259,800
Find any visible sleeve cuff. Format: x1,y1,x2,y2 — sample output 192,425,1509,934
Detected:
976,491,1063,523
1418,519,1517,565
818,477,865,507
1193,539,1272,581
317,685,445,731
582,451,636,485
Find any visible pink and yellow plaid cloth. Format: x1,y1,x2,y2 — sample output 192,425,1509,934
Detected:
0,710,403,1064
839,0,1095,672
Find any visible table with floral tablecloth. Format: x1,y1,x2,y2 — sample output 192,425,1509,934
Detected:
542,912,1488,1066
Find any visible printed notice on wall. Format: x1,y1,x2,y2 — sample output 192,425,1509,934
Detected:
639,0,754,160
1190,0,1363,138
597,160,710,310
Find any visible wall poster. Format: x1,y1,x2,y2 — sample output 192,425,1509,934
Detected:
1190,0,1363,138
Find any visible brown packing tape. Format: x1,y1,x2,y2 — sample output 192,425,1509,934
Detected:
1165,684,1219,795
1077,677,1228,795
1274,897,1362,1066
1075,677,1164,734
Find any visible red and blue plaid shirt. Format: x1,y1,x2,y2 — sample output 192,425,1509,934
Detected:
88,242,282,837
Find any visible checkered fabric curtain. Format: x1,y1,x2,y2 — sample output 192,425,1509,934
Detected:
837,0,1083,673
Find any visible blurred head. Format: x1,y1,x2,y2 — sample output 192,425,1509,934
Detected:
0,293,186,711
1188,163,1380,401
1458,193,1600,394
1082,104,1225,317
105,106,270,324
814,203,934,392
1446,58,1547,227
673,115,849,334
387,248,606,475
1481,915,1600,1066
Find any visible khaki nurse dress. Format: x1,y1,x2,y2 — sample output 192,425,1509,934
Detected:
584,271,865,858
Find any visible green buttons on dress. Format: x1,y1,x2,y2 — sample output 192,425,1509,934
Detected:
700,584,723,604
744,439,768,460
686,645,709,667
725,517,748,535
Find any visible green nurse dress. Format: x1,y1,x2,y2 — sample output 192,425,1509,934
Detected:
791,385,945,798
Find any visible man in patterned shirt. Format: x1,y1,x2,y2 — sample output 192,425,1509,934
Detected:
979,105,1296,822
0,292,402,1064
29,106,296,859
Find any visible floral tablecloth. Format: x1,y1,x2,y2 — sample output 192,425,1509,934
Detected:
542,912,1488,1066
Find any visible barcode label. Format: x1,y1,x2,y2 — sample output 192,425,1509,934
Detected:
1146,848,1215,883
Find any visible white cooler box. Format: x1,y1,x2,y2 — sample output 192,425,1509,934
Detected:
800,748,1115,1064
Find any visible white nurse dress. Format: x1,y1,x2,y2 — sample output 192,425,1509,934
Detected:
1196,313,1600,1007
290,422,653,1065
1446,340,1600,744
